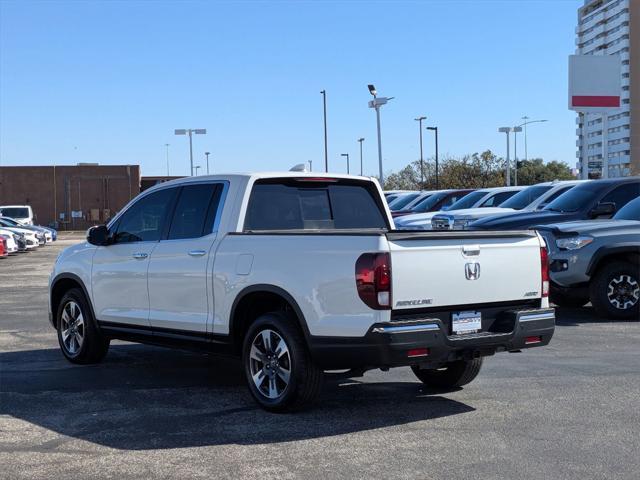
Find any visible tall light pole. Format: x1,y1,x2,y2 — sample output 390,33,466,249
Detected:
426,126,439,189
194,165,201,176
415,116,427,188
341,153,350,174
357,138,365,176
205,151,211,175
174,128,206,176
164,143,170,176
520,117,548,162
308,160,312,172
320,90,328,172
512,126,522,185
498,127,512,186
368,84,393,187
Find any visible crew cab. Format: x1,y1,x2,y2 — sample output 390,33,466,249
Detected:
49,172,555,411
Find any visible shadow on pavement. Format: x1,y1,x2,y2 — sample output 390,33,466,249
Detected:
553,305,633,326
1,344,475,451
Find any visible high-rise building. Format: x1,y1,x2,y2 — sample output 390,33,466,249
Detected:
575,0,639,177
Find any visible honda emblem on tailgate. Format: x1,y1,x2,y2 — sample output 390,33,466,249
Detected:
465,262,480,280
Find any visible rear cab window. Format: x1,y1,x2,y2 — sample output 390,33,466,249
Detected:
243,178,390,231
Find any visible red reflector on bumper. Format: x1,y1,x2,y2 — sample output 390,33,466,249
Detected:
407,348,429,358
525,336,542,345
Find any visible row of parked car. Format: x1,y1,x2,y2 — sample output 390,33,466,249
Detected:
0,205,58,257
384,177,640,320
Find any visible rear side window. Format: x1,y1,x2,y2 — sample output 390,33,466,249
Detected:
481,190,517,207
600,183,640,211
114,188,176,243
244,180,388,231
168,184,222,240
543,185,573,204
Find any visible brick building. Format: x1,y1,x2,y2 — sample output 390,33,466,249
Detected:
0,164,140,230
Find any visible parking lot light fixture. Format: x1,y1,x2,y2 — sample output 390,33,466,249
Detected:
512,127,523,185
519,117,548,163
367,84,393,186
426,126,439,189
415,117,427,187
341,153,350,174
164,143,170,176
357,138,365,176
174,128,207,176
205,152,211,175
498,127,512,186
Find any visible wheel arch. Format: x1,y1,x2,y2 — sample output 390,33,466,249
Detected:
229,284,311,353
50,273,97,329
586,245,640,277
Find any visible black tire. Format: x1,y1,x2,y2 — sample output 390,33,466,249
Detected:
589,261,640,320
550,292,589,308
411,358,483,389
56,288,110,364
242,312,323,412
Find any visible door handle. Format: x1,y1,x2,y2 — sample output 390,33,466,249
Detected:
188,250,207,257
132,252,148,260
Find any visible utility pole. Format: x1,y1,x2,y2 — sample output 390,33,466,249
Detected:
321,90,328,172
357,138,365,176
415,116,426,187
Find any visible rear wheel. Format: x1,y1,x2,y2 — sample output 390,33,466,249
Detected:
56,288,110,364
242,312,323,412
590,261,640,320
411,358,483,388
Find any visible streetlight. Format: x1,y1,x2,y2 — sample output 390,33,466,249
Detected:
426,126,439,189
174,128,207,176
164,143,170,176
367,84,393,186
415,116,427,187
341,153,350,174
308,160,312,172
512,127,522,185
357,138,365,176
498,127,512,186
320,90,328,172
205,151,211,175
520,117,548,162
194,165,201,175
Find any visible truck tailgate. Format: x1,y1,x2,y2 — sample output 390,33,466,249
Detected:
387,231,543,310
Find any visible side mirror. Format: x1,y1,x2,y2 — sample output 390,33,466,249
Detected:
87,225,110,246
590,202,616,218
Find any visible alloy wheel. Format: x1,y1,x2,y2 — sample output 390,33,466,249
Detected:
60,300,85,355
248,329,292,399
607,274,640,310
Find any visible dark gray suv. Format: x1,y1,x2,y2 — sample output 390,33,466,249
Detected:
537,197,640,320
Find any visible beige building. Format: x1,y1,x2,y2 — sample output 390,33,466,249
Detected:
575,0,639,177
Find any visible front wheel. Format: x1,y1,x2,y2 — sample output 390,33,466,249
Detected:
242,312,323,412
57,288,110,364
590,261,640,320
411,358,483,389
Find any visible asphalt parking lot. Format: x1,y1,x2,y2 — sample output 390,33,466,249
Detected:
1,234,639,480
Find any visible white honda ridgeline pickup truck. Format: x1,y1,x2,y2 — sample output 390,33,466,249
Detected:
49,172,555,411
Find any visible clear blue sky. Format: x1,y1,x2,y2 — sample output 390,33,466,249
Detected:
0,0,582,177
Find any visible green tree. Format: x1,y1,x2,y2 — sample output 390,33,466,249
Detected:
515,158,574,185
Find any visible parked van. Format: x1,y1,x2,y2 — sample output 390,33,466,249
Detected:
0,205,35,225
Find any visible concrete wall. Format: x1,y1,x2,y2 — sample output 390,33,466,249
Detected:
0,165,140,230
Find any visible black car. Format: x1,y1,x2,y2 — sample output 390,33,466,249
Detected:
469,178,640,230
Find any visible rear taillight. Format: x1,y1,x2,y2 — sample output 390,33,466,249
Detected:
540,247,550,298
355,252,392,310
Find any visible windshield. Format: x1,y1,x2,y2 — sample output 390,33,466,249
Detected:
614,197,640,221
499,185,551,210
410,192,447,212
387,192,421,210
446,191,487,210
544,184,599,213
0,207,29,218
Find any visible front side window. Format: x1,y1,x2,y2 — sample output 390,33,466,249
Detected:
500,185,552,210
168,184,222,240
600,183,640,211
244,180,388,231
113,188,176,243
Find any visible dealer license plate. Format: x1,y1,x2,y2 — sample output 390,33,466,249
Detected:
452,311,481,335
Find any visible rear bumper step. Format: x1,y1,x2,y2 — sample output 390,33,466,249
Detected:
309,308,555,370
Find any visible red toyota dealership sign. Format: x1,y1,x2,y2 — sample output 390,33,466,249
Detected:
568,55,621,112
